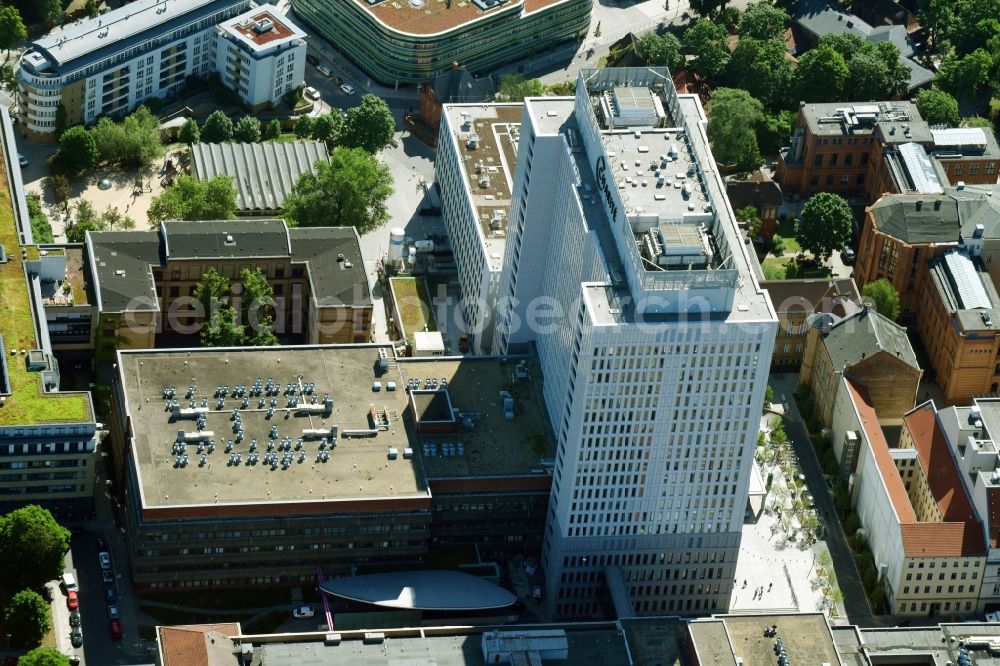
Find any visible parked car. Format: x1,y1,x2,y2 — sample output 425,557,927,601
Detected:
304,86,321,101
340,83,355,95
292,605,314,619
71,628,83,647
317,64,332,77
104,586,117,603
69,610,81,627
109,619,122,640
101,570,114,584
107,605,119,620
17,153,28,167
62,572,77,593
67,590,79,610
99,551,112,569
841,245,856,264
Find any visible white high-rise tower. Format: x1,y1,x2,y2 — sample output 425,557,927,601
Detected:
493,68,777,618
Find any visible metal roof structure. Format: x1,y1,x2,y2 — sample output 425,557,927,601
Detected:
320,571,517,610
931,128,989,150
190,141,328,213
30,0,249,73
897,142,943,194
943,251,993,310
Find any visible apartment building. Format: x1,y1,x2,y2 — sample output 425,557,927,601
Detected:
292,0,590,85
15,0,304,141
837,384,985,618
482,68,777,618
109,345,554,591
0,110,97,521
800,306,921,426
776,102,1000,203
917,250,1000,404
76,219,372,350
214,8,306,111
761,278,862,370
435,103,522,354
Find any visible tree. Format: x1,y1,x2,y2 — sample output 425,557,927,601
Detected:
756,109,795,154
917,0,953,53
201,110,233,143
39,0,62,24
101,206,135,231
233,115,261,143
818,33,869,61
963,116,994,128
148,175,237,225
937,49,992,99
294,115,315,139
18,648,70,666
194,267,230,314
4,589,51,647
262,119,282,141
89,106,162,168
862,278,901,320
178,118,200,145
497,74,546,102
689,0,727,18
684,20,730,81
84,0,99,17
795,45,848,102
52,126,98,176
194,269,245,347
946,0,1000,57
0,505,70,594
45,174,71,215
794,192,852,261
735,205,763,238
916,88,960,126
717,6,742,32
27,194,53,243
738,1,788,41
0,6,27,55
764,384,774,404
726,37,793,109
311,111,343,146
705,87,764,170
66,200,104,243
283,148,393,232
847,51,891,101
875,42,911,96
240,268,278,346
636,31,683,70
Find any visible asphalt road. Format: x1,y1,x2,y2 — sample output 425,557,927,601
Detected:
770,373,874,625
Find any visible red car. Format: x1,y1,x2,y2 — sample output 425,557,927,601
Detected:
109,619,122,640
66,590,79,610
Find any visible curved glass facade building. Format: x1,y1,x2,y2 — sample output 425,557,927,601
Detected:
292,0,592,84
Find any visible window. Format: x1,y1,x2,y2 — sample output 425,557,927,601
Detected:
857,174,865,185
954,165,964,176
988,163,996,175
169,286,179,297
826,175,834,185
971,163,980,175
813,154,823,167
845,153,854,166
829,153,838,167
841,174,849,184
861,153,869,166
810,176,819,186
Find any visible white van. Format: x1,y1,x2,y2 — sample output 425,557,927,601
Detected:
61,572,77,592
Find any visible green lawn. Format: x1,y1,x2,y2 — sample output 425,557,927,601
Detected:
0,160,91,426
390,276,436,337
774,218,802,254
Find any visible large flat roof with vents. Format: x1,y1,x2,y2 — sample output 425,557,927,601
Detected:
116,346,554,510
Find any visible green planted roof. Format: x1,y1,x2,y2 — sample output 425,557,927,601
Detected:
0,158,92,426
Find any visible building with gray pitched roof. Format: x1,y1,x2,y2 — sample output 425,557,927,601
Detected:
800,306,921,425
72,219,371,351
190,140,328,215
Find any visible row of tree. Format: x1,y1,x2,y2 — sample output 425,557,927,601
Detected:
182,95,397,155
0,505,71,650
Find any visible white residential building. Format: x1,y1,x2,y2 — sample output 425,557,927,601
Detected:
214,7,306,111
483,68,777,618
15,0,303,141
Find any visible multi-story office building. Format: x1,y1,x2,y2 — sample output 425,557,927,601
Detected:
15,0,304,141
776,102,1000,203
68,219,373,350
917,250,1000,404
855,186,1000,322
435,103,522,353
109,344,554,590
214,7,306,111
0,110,97,520
484,68,777,618
292,0,590,85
